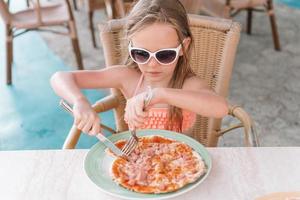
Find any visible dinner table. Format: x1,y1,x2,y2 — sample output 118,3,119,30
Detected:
0,147,300,200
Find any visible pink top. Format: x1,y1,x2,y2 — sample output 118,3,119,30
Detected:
132,74,196,132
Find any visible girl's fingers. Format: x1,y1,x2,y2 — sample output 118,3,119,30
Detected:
128,105,135,124
90,120,101,135
133,115,145,125
132,120,144,129
76,115,88,130
124,109,129,123
135,106,147,118
133,106,146,124
143,103,153,112
124,101,147,129
82,118,94,134
74,110,85,125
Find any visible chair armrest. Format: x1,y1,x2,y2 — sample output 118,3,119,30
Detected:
217,105,260,147
92,94,119,113
91,94,120,134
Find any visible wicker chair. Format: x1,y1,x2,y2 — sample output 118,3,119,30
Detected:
0,0,83,85
62,14,259,149
181,0,281,51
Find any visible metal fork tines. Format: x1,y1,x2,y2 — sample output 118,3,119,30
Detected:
121,129,139,157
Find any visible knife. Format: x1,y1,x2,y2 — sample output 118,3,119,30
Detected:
59,100,124,157
95,133,124,157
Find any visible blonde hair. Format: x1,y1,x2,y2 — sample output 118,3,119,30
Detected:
126,0,195,132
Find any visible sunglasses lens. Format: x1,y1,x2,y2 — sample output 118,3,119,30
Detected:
156,50,177,64
130,49,150,63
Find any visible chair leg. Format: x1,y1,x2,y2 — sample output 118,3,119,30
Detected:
73,0,78,10
69,21,84,70
269,15,281,51
88,11,97,48
246,8,253,35
6,27,13,85
266,1,281,51
71,38,84,70
62,125,82,149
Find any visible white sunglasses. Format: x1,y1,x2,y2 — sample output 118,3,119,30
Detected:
128,42,182,65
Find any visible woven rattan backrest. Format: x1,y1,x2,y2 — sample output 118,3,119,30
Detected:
188,15,240,146
99,14,241,146
99,19,129,132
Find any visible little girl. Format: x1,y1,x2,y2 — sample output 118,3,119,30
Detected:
50,0,228,136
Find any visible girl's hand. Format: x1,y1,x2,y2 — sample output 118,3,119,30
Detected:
124,92,149,130
73,98,101,136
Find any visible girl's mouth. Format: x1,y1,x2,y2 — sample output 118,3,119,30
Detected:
146,72,162,76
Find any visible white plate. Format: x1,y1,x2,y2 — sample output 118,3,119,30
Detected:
84,129,212,200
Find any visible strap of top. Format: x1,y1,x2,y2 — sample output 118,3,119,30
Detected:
132,73,144,96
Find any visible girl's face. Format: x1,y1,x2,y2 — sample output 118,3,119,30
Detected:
130,22,187,86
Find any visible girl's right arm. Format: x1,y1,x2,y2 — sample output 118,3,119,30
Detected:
50,66,133,135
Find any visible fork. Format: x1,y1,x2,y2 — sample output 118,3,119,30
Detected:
60,86,153,158
121,86,153,156
121,129,139,157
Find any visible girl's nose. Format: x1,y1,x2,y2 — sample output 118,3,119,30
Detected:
147,56,159,67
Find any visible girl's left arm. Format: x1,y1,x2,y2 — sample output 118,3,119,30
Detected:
151,77,229,118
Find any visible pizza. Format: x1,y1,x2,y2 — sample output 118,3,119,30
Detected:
108,135,206,194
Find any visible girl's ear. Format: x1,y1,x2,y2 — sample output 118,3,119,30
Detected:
180,37,191,56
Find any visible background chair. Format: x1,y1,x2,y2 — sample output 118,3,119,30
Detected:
62,14,259,149
181,0,281,51
0,0,83,85
72,0,133,47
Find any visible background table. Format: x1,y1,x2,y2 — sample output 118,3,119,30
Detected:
0,147,299,200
